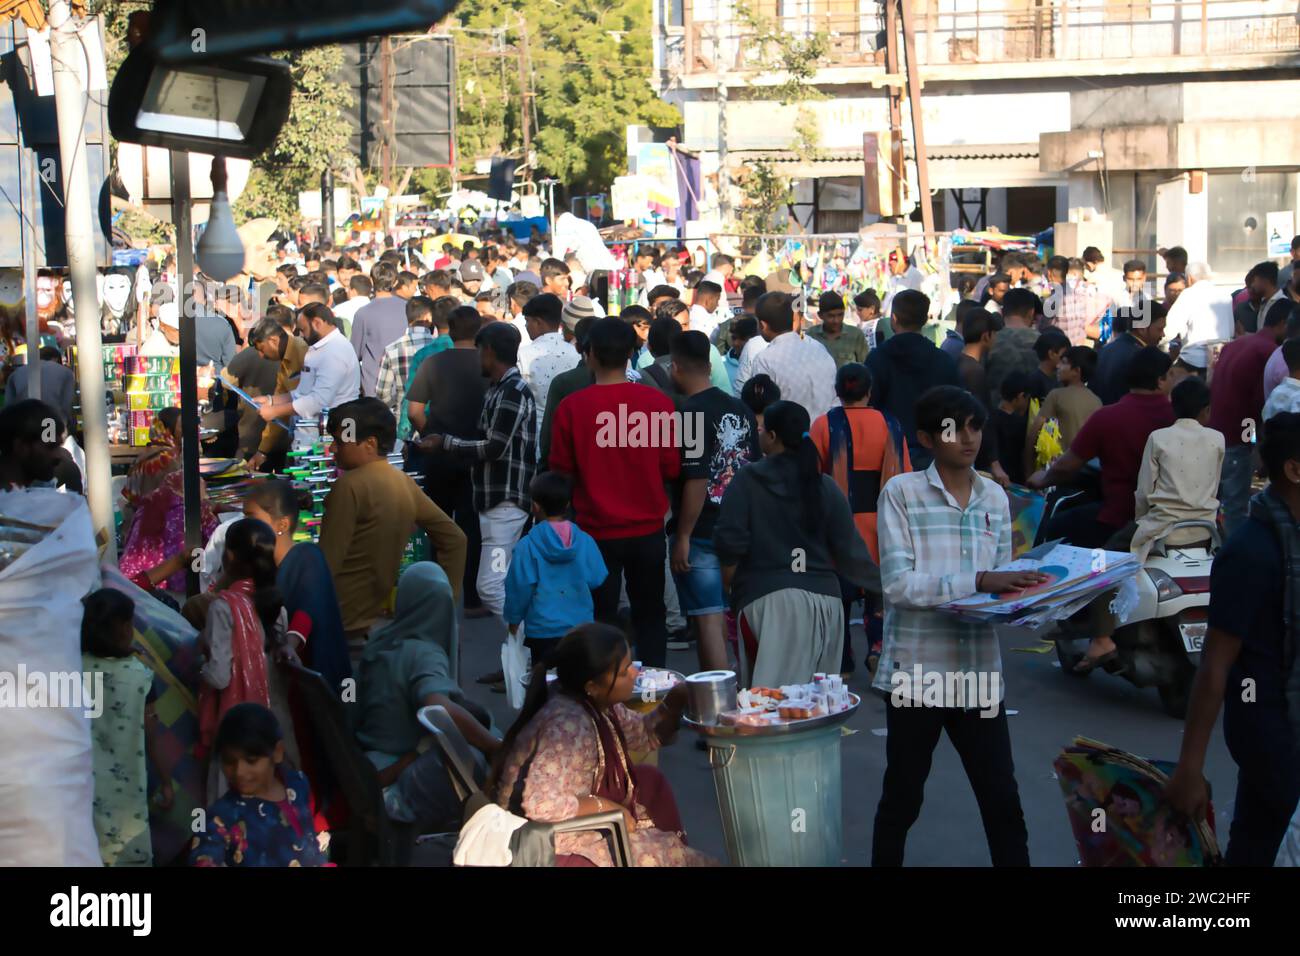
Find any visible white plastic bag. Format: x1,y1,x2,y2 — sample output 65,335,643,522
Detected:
501,625,531,711
199,512,243,592
0,490,102,866
1277,805,1300,866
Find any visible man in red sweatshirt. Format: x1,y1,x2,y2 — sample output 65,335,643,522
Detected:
550,317,681,665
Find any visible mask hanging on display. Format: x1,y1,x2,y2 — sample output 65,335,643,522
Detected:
101,272,134,337
36,276,59,322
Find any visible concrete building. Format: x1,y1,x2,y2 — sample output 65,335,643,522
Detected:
652,0,1300,272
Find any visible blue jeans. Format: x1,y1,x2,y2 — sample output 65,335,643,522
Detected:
1218,444,1255,536
671,538,725,616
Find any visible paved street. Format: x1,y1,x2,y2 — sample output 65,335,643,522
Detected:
457,614,1235,866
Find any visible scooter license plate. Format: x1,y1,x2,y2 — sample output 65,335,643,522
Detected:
1180,622,1207,653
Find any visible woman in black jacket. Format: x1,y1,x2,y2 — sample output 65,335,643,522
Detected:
713,400,878,686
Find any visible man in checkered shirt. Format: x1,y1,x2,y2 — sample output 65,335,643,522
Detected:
418,322,537,621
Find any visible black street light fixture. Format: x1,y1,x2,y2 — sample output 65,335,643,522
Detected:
108,47,292,159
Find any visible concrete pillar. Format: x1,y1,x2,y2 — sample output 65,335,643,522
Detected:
1155,172,1207,267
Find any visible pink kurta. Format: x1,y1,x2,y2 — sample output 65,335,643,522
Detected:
494,695,714,867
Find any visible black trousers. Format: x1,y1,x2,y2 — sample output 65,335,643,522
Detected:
872,702,1030,866
839,575,860,674
412,446,483,609
592,532,668,668
1225,754,1300,866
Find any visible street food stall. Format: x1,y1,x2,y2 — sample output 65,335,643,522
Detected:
684,670,859,866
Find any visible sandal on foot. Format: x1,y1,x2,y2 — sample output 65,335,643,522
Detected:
1073,649,1118,674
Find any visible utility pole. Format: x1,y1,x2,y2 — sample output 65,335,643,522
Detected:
380,35,395,228
717,74,730,228
899,0,934,236
517,15,532,183
321,169,335,246
883,0,904,222
170,151,201,596
49,1,114,558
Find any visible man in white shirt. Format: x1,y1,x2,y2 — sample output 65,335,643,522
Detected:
1164,262,1234,346
732,330,769,398
635,247,666,292
981,273,1010,315
331,274,372,335
881,249,925,315
701,254,736,330
517,293,580,449
688,280,724,343
1082,246,1128,305
748,292,837,420
257,302,361,428
702,253,734,290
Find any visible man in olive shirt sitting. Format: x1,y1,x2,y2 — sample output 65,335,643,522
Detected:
320,398,467,642
806,291,869,368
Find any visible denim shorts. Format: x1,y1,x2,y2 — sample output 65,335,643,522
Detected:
672,537,726,616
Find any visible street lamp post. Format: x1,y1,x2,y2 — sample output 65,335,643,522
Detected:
50,0,115,558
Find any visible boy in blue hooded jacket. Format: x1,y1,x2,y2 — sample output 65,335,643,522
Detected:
504,471,609,660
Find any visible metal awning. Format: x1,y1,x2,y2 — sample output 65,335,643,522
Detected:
740,144,1062,189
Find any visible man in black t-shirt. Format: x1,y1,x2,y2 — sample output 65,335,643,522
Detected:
669,331,759,672
405,306,489,615
1167,412,1300,866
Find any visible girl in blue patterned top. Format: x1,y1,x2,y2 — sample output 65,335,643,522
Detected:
189,703,329,867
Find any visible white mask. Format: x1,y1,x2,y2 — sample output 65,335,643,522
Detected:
103,275,132,316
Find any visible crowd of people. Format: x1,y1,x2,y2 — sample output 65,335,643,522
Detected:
4,224,1300,868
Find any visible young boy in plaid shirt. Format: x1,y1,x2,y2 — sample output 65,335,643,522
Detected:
871,385,1046,866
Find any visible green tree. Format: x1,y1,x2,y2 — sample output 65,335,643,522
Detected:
738,160,793,235
729,1,830,231
233,47,353,224
452,0,679,192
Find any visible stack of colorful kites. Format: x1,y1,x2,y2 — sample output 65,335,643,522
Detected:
1055,736,1220,867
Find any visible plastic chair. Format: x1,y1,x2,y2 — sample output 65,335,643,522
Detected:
281,661,409,866
416,705,633,866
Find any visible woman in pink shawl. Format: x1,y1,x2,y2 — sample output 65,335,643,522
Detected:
197,518,295,801
119,410,217,594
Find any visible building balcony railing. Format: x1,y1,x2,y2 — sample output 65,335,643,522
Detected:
665,0,1300,76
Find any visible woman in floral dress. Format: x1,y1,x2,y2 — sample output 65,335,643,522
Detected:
491,623,716,867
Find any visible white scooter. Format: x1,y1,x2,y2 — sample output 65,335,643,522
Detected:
1053,519,1219,718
